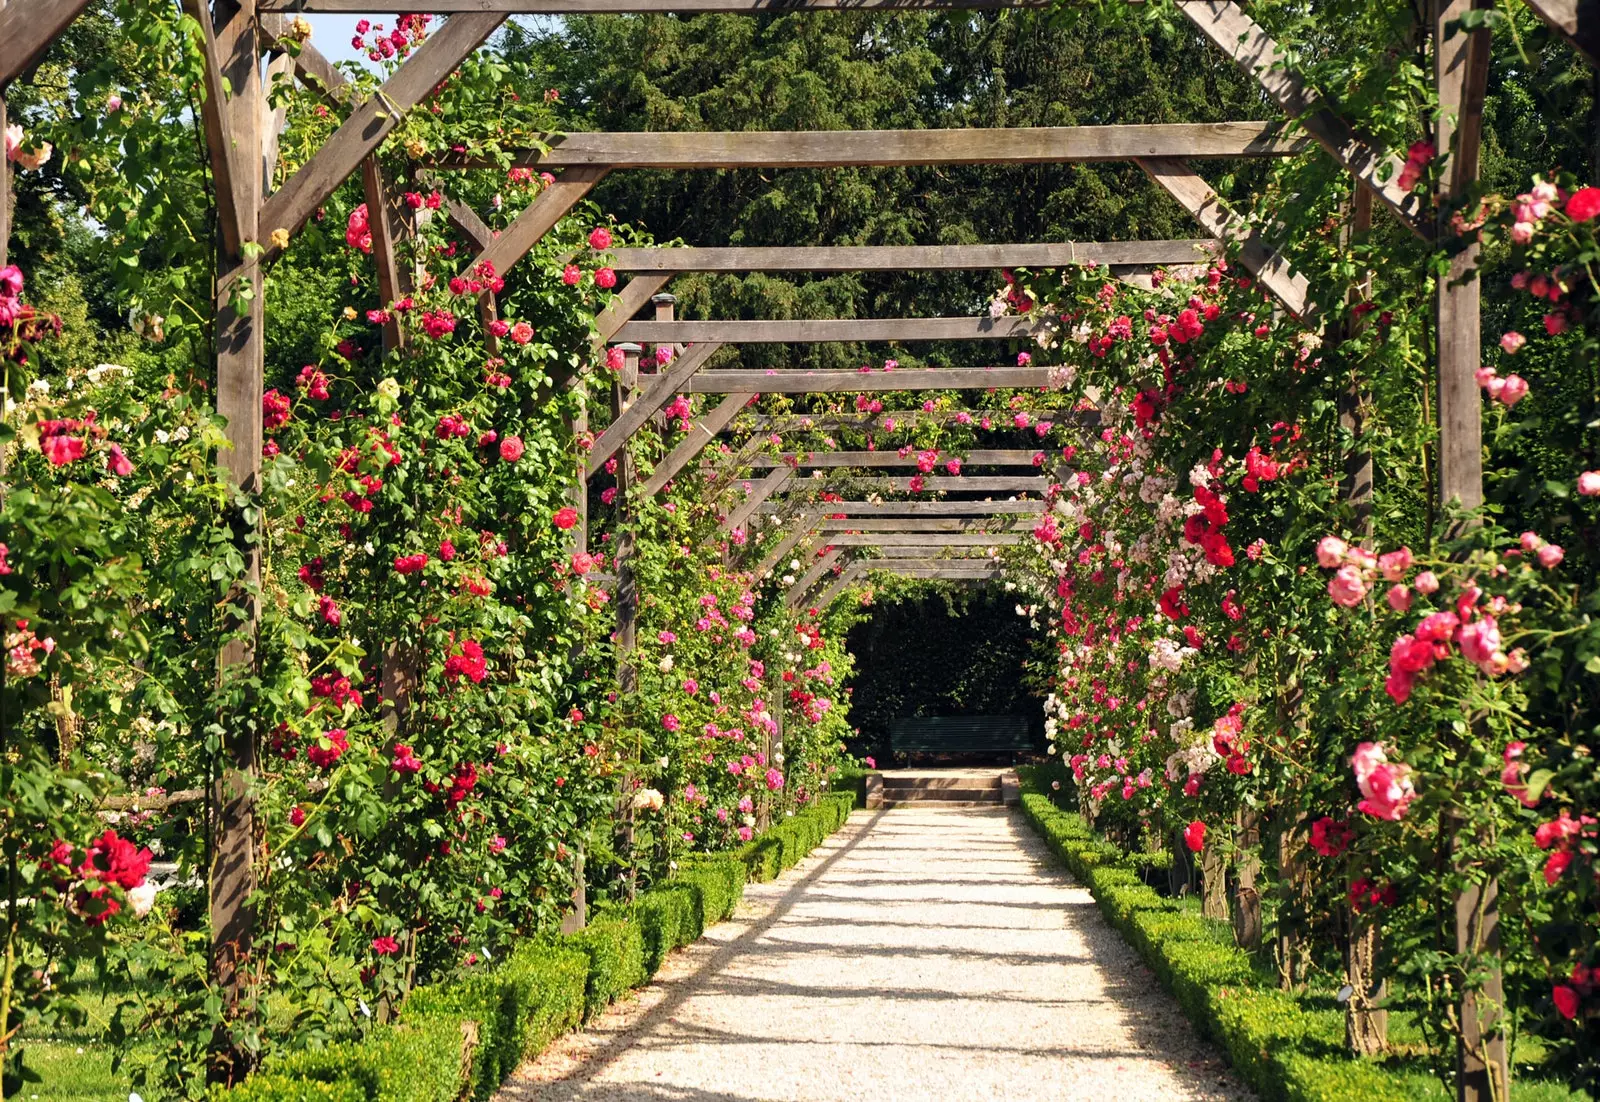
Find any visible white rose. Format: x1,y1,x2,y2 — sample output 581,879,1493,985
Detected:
129,882,157,919
376,377,401,400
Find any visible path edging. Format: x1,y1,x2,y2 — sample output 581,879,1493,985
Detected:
1015,769,1410,1102
218,790,859,1101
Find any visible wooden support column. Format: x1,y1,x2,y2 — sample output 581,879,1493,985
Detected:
0,0,9,268
1434,3,1503,1098
205,0,263,1082
361,158,406,353
613,343,641,900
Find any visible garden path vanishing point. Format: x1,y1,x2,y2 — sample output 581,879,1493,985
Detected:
497,805,1256,1102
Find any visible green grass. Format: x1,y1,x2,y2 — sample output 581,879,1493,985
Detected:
17,1040,130,1100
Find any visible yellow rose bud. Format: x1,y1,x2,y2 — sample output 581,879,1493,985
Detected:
269,227,290,250
343,306,358,321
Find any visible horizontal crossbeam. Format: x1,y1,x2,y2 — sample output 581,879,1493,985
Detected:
687,367,1056,393
779,476,1049,493
751,449,1045,468
770,499,1045,515
0,0,92,88
826,533,1024,546
734,410,1087,431
616,317,1033,343
605,241,1220,272
437,124,1309,170
819,517,1035,531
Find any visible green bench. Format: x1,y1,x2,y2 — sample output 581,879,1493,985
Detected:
888,714,1035,763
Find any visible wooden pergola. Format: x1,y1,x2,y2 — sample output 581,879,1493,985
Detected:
0,0,1540,1092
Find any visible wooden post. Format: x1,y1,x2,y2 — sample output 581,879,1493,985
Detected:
208,0,263,1082
613,343,641,901
1433,3,1505,1098
0,0,9,270
649,292,675,430
1231,809,1263,950
361,157,406,353
1201,841,1229,921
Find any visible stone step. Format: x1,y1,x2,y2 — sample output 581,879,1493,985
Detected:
881,775,1002,791
881,798,1002,809
879,786,1001,802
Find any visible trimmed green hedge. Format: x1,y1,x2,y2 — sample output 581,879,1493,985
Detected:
1014,771,1412,1102
220,790,857,1101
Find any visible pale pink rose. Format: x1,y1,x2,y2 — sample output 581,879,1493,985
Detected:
1351,742,1388,787
1357,762,1416,820
1378,546,1413,581
1577,470,1600,496
1474,366,1498,389
1507,648,1530,674
1347,546,1377,572
1386,584,1413,612
1316,536,1348,569
1521,531,1543,552
1498,375,1529,406
1328,565,1368,607
1538,543,1565,568
1499,331,1526,354
1414,571,1440,595
106,94,123,113
1458,616,1502,666
1510,221,1536,244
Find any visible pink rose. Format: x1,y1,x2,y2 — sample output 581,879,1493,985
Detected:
1499,331,1526,354
1498,374,1529,406
1327,565,1368,607
1386,584,1413,612
1378,546,1413,581
1414,570,1440,595
499,435,524,463
1315,536,1348,568
1458,615,1501,666
1538,543,1565,568
1578,470,1600,496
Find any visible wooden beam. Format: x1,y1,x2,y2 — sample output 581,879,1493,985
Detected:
361,158,407,352
462,166,608,281
262,0,1053,11
616,316,1034,344
208,0,263,1069
752,523,818,577
182,0,252,255
596,274,675,343
809,561,867,611
771,499,1045,516
258,12,506,256
1521,0,1600,67
641,392,753,495
865,561,1006,577
751,449,1045,469
786,548,847,607
688,366,1057,393
0,0,91,88
820,517,1034,532
441,124,1309,169
1175,0,1428,237
734,409,1087,432
586,342,722,476
826,533,1024,546
724,466,794,532
1136,157,1311,317
606,240,1220,272
777,475,1048,493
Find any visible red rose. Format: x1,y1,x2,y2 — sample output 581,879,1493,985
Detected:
1566,186,1600,222
1184,820,1206,852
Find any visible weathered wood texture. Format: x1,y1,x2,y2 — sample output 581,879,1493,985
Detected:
183,0,253,254
259,13,506,254
586,342,723,476
1521,0,1600,67
1175,0,1427,236
439,124,1310,169
767,475,1049,493
786,548,847,606
735,409,1087,431
751,449,1045,468
208,0,264,1063
0,0,91,88
617,317,1035,344
361,157,407,351
641,392,754,495
596,274,675,343
820,517,1035,532
810,561,866,610
751,523,818,576
688,367,1058,393
606,240,1220,272
463,166,608,280
765,499,1045,515
826,532,1025,546
1136,157,1312,317
724,466,795,532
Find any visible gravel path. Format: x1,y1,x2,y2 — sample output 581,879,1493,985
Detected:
499,805,1255,1102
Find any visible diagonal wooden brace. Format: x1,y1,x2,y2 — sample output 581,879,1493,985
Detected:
585,341,722,477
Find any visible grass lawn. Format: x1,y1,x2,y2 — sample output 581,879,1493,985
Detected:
16,1040,131,1100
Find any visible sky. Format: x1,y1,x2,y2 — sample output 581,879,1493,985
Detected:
303,14,557,69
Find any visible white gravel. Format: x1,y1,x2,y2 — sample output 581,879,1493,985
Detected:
498,805,1256,1102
